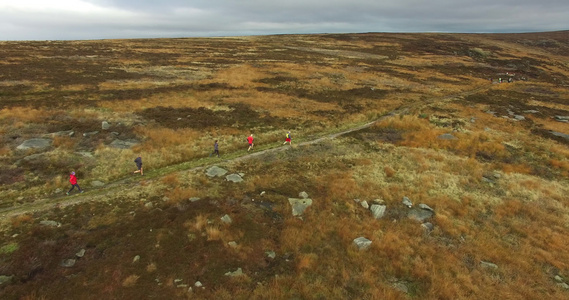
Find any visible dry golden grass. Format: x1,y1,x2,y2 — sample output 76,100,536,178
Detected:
146,262,157,273
206,226,222,241
0,107,46,124
11,213,34,227
187,214,208,232
122,274,140,287
52,136,77,149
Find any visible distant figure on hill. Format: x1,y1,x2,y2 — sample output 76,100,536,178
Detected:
283,131,292,145
133,155,143,175
210,140,220,157
247,134,254,151
67,171,83,195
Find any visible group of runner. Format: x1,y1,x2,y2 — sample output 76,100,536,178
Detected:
66,131,293,195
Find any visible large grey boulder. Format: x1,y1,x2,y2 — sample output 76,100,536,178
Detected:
370,204,386,219
288,198,313,216
226,174,243,183
438,133,457,140
408,206,434,222
17,138,52,150
353,237,372,251
550,131,569,141
206,166,228,177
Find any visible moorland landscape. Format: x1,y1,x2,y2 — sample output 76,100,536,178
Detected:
1,31,569,299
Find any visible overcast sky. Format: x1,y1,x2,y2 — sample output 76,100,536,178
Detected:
1,0,567,41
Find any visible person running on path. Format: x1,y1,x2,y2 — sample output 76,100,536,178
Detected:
210,140,220,157
247,134,254,151
66,171,83,195
133,155,143,175
283,131,292,145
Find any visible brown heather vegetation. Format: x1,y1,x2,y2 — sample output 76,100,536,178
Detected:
1,31,569,299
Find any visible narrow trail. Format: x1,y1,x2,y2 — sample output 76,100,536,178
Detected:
0,83,492,219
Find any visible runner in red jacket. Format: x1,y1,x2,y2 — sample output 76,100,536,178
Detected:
247,134,254,152
67,172,83,195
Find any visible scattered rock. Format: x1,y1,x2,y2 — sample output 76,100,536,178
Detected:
133,255,140,263
194,281,203,287
554,275,564,283
524,110,539,114
408,207,434,222
558,282,569,290
265,251,276,259
372,198,384,204
228,241,238,248
220,214,232,224
554,116,569,121
189,197,201,202
353,237,372,251
299,191,309,199
60,259,76,268
109,139,138,149
226,174,243,183
353,198,360,203
402,196,412,208
49,130,75,137
206,166,228,177
392,282,409,294
40,220,61,227
16,138,52,150
82,131,99,137
422,222,434,233
225,268,245,277
418,204,434,212
260,191,266,196
76,249,86,258
513,115,525,121
0,275,13,285
360,200,369,209
480,261,498,270
90,180,105,187
288,198,313,216
550,131,569,141
77,151,94,158
102,121,111,130
370,204,386,219
144,202,153,209
438,133,457,140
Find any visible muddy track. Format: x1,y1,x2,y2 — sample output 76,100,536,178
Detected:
0,84,492,219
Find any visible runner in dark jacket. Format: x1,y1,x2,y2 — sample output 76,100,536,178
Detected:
133,155,143,175
210,140,220,157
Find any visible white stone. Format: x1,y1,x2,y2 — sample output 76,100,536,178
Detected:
353,237,372,250
370,204,386,219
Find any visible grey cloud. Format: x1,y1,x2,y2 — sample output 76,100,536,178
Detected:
1,0,568,40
